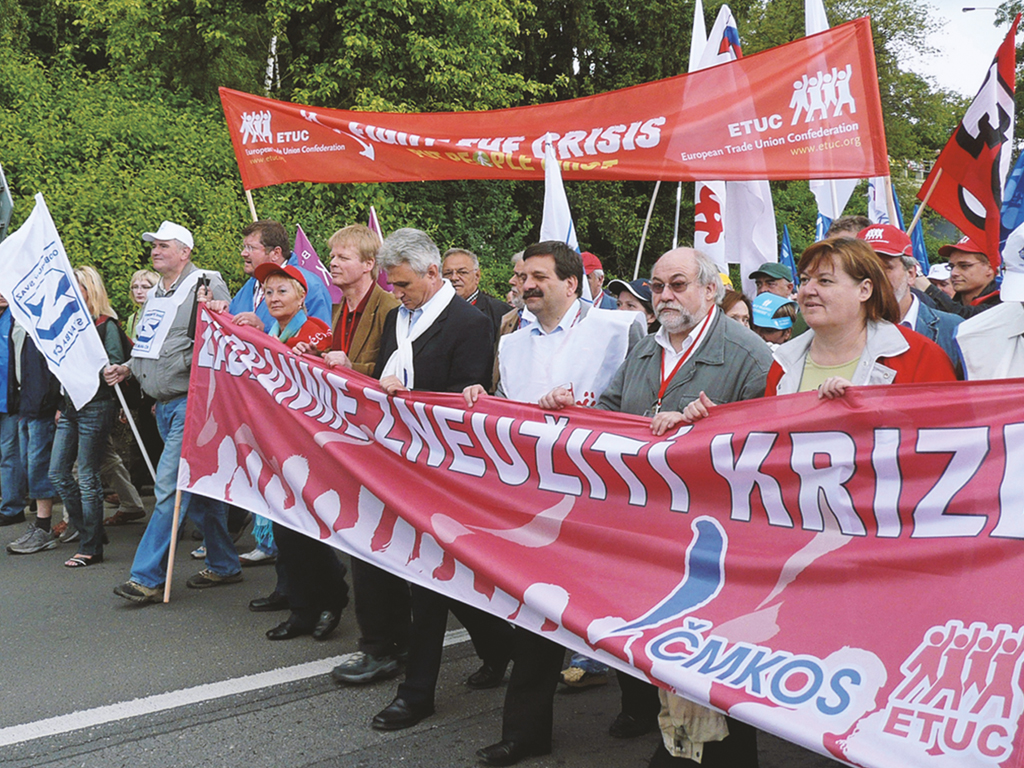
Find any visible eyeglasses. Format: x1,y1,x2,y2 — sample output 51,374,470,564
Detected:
649,279,690,294
442,268,474,279
948,260,984,272
241,243,265,253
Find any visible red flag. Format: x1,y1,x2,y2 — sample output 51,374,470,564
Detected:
917,16,1019,268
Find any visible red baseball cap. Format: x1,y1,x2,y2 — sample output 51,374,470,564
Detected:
580,251,603,275
254,262,308,291
857,224,912,257
938,235,985,259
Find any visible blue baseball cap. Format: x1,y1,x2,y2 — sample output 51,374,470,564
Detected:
751,293,797,330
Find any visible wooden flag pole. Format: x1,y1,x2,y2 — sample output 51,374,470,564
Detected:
634,180,662,280
906,169,943,237
245,189,259,222
163,490,184,603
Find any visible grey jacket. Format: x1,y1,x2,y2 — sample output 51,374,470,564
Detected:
128,262,230,402
597,311,772,415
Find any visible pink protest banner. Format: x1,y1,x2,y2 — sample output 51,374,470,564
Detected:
219,19,888,189
181,309,1024,767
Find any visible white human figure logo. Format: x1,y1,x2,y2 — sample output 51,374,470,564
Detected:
240,111,273,144
833,65,856,116
789,79,810,125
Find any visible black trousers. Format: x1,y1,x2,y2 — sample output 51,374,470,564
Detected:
396,583,514,708
500,627,565,747
272,522,349,624
351,557,411,658
647,716,759,768
618,669,662,722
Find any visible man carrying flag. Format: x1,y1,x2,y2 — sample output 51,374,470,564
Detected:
104,221,241,604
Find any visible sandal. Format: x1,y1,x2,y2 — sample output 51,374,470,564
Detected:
64,553,103,568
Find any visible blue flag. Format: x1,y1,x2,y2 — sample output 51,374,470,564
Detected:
780,224,798,286
909,205,930,275
815,213,832,242
1000,150,1024,253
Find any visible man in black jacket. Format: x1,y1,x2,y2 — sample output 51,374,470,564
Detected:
915,236,1000,318
371,228,513,731
442,247,511,338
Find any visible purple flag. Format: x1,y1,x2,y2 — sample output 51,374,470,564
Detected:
294,224,341,303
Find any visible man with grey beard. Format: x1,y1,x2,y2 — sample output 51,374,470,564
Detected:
857,224,962,374
594,246,772,768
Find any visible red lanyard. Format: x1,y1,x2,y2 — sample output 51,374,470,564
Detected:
654,307,715,414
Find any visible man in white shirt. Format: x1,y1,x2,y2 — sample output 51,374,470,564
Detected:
463,240,643,767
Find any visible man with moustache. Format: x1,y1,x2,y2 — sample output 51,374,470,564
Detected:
593,246,772,768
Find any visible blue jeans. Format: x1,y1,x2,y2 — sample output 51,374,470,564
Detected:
0,413,26,518
19,415,56,499
129,395,240,588
49,399,118,556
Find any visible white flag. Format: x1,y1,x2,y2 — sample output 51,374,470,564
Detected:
691,0,728,271
806,0,858,226
866,177,891,224
725,180,778,298
539,138,579,252
0,194,109,409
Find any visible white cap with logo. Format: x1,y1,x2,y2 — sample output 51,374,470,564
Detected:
142,221,194,250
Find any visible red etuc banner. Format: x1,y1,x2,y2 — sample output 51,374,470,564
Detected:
917,15,1019,268
219,19,888,190
182,310,1024,768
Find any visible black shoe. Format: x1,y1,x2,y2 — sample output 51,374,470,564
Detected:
608,712,656,739
0,511,25,527
371,697,434,731
476,740,551,766
466,660,508,690
249,591,289,612
265,615,314,640
312,609,341,640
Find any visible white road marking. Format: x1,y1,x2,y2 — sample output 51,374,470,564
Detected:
0,628,471,748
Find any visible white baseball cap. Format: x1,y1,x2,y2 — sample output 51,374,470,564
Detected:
927,263,951,281
142,221,194,249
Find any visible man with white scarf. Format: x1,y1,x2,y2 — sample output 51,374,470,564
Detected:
371,228,514,731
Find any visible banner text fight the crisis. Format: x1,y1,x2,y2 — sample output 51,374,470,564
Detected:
198,317,1024,542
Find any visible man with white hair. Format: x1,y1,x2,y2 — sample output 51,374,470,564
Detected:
371,228,514,732
595,247,772,768
104,221,240,604
442,247,510,336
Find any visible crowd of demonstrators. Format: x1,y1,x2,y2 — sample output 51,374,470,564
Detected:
6,198,1024,768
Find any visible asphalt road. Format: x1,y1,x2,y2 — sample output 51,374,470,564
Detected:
0,501,839,768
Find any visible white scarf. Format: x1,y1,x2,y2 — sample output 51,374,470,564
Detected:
381,279,456,389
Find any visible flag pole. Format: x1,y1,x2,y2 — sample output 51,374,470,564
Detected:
634,181,662,280
907,169,943,236
829,179,839,221
672,182,683,250
245,190,258,222
113,383,156,484
884,176,898,229
163,490,184,603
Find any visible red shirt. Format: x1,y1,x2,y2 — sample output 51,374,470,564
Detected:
332,288,373,354
284,317,332,352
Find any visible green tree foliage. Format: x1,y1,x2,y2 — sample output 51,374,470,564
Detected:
0,0,974,306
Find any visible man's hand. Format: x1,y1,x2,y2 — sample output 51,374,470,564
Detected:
231,311,264,329
379,375,409,396
204,299,229,313
104,364,130,386
538,386,575,410
323,350,351,368
463,384,487,408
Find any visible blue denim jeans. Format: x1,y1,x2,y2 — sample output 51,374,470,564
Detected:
19,415,56,500
129,395,240,588
49,399,118,556
0,413,26,518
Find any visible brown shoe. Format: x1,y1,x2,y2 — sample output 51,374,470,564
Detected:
104,509,146,526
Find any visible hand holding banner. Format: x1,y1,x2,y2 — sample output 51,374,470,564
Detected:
0,194,109,409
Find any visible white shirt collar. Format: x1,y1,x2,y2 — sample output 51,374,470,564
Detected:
530,299,581,336
902,294,920,329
